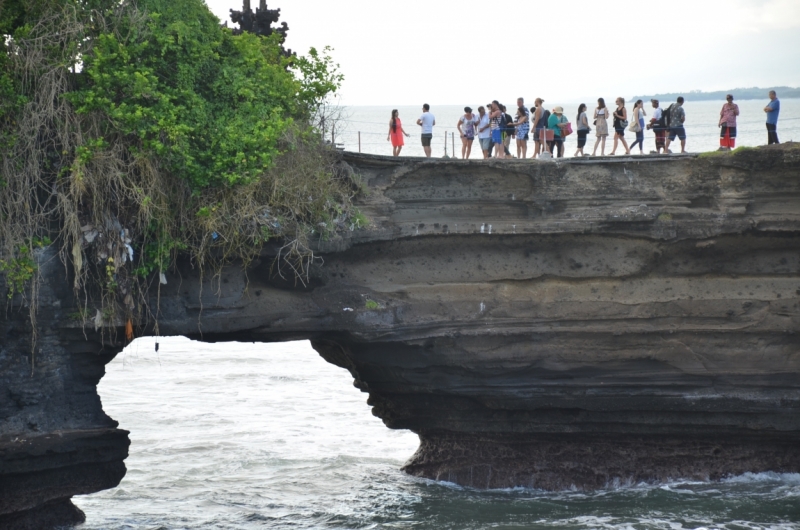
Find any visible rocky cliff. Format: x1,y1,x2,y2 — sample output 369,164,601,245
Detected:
2,145,799,527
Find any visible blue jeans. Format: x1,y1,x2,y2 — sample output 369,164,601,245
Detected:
630,120,645,150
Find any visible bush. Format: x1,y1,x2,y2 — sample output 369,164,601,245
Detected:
0,0,359,337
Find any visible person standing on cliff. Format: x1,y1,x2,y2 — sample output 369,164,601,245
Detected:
764,90,780,145
647,99,666,154
417,103,436,157
664,96,686,154
718,94,739,151
387,109,411,157
457,107,478,159
489,101,506,159
477,106,491,159
511,97,530,159
532,98,549,158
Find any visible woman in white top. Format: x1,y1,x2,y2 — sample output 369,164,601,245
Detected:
591,98,609,156
456,106,479,159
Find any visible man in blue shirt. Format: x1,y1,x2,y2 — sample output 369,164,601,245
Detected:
764,90,780,145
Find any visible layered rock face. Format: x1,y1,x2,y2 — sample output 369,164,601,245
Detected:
0,250,129,529
2,145,799,526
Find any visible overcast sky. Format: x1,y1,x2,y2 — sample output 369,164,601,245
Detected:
204,0,800,105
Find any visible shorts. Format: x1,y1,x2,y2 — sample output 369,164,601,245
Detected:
491,129,502,143
462,134,475,141
719,125,736,138
534,127,545,141
614,127,625,137
421,133,432,147
668,127,686,141
479,137,491,150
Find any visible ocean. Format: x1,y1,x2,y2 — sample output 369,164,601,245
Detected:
76,337,800,529
331,99,799,159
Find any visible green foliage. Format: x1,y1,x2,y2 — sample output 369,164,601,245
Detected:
133,222,188,278
293,46,343,111
365,299,379,310
67,0,323,189
68,307,90,321
1,247,33,299
0,237,50,298
732,146,757,156
0,0,359,339
697,150,727,159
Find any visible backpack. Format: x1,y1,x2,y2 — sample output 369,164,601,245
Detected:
661,104,673,128
541,109,551,126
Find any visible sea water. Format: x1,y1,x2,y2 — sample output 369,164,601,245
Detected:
333,99,800,158
77,337,800,529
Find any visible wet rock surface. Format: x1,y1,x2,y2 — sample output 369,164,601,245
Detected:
2,145,799,526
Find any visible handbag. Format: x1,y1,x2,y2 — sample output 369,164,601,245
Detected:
560,121,573,137
628,119,641,132
545,129,555,141
620,119,629,129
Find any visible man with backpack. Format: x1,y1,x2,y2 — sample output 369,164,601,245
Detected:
664,96,687,154
532,98,550,158
647,99,666,154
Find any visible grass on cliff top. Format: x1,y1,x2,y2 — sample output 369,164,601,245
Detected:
697,146,759,158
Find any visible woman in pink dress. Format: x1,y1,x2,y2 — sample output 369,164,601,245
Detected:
387,109,410,156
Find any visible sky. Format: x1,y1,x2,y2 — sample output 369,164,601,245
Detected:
204,0,800,106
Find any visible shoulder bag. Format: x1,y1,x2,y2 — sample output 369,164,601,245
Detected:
628,111,641,132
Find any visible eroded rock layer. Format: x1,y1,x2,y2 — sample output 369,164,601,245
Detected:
2,145,799,525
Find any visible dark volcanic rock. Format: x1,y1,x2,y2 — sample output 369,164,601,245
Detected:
2,145,800,525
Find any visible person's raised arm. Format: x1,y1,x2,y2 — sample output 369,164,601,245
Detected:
416,117,423,125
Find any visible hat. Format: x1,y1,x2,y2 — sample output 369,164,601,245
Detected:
650,98,659,103
553,106,564,114
464,106,472,113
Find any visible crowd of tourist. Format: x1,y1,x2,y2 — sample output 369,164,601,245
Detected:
386,91,782,159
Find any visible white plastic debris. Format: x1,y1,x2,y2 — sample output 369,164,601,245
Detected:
159,272,168,285
343,307,354,312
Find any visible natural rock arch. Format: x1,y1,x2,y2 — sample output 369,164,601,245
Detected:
2,147,800,527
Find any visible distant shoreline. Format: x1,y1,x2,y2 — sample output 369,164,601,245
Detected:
631,86,800,102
